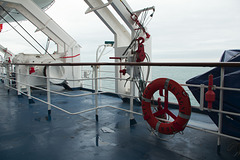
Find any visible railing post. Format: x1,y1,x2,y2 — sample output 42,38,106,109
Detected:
6,64,10,93
92,66,94,90
217,67,225,153
98,66,101,91
26,67,34,104
94,65,99,122
200,84,205,111
130,65,137,125
0,66,2,80
6,64,10,94
9,64,13,87
46,66,51,120
15,65,21,96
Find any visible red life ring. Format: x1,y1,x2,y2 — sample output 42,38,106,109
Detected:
142,78,191,135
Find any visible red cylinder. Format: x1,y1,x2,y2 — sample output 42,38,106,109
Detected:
205,74,215,109
29,67,35,74
119,69,126,75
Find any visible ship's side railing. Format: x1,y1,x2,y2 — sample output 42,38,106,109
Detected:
81,66,115,92
1,62,240,152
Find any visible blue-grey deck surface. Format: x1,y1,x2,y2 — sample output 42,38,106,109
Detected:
0,83,239,160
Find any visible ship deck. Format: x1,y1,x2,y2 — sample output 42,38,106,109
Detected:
0,83,238,160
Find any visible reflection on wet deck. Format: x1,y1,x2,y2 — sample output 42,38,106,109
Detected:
0,84,238,160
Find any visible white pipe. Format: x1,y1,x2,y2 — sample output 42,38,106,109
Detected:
130,65,134,120
92,67,94,90
26,68,31,100
16,65,21,95
47,66,51,113
6,64,10,88
200,84,205,111
7,66,240,115
94,65,99,119
4,75,141,99
217,67,225,151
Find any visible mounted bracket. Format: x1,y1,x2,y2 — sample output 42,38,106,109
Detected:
85,0,113,14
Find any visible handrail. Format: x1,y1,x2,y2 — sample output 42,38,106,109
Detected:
2,62,240,150
11,62,240,67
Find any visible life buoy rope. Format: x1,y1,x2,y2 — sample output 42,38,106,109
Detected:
142,78,191,135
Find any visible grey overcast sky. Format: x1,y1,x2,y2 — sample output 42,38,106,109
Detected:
0,0,240,62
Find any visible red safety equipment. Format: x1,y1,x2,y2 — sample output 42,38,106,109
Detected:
136,37,146,62
0,24,2,32
142,78,191,135
205,74,215,109
119,69,126,75
29,67,35,74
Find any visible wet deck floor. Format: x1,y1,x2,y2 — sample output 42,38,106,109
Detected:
0,83,239,160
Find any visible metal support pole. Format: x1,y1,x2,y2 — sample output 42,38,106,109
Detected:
9,64,13,87
200,84,205,111
26,68,34,104
130,65,136,125
99,67,101,90
6,64,10,93
92,66,94,90
15,65,21,96
46,66,51,120
94,65,99,122
217,67,225,153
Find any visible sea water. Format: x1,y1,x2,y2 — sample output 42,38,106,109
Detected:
83,66,212,106
151,66,211,106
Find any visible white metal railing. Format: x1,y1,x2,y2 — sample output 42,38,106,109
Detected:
81,66,115,92
1,62,240,152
